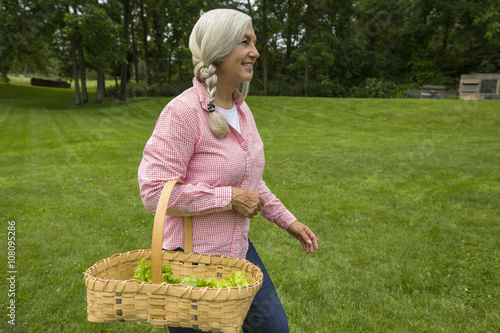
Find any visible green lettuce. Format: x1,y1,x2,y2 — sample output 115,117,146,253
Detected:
180,274,201,287
134,259,252,288
134,258,152,282
134,258,181,284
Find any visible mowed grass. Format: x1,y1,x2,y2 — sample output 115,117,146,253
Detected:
0,82,499,332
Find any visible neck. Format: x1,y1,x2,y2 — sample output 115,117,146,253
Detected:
215,84,235,109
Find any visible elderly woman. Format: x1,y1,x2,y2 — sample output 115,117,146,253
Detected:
138,8,318,333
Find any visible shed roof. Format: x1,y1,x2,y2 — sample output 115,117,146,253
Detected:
460,73,500,79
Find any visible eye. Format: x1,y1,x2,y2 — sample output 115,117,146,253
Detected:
241,40,249,45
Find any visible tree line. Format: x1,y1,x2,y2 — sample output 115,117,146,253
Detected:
1,0,499,104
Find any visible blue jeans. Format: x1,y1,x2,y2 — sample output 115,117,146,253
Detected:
167,240,289,333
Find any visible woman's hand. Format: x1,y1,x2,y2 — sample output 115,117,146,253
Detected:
286,221,318,254
231,187,265,218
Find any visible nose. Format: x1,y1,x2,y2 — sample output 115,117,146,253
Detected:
250,43,260,59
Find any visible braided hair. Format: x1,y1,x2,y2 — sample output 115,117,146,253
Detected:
189,9,252,138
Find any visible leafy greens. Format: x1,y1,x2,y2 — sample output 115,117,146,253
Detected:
133,258,251,288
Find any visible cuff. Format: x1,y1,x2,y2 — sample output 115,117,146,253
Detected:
215,186,233,209
276,211,297,230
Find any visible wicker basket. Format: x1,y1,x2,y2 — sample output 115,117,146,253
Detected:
84,180,264,332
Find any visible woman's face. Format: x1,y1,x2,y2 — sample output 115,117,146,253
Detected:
216,24,260,88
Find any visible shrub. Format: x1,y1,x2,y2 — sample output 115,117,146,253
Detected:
350,78,398,98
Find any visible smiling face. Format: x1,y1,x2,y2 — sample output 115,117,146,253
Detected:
215,24,260,89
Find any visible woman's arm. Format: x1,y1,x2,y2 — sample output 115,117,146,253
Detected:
138,105,232,216
256,180,318,253
256,180,297,229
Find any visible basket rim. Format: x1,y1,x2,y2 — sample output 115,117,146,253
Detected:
83,248,264,297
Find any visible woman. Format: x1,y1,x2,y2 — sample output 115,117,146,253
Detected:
138,8,318,333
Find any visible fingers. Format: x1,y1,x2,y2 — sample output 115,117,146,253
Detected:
287,221,318,254
231,187,265,218
301,233,314,253
240,198,262,218
304,227,318,253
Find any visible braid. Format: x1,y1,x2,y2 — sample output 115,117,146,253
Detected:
197,64,230,138
199,64,217,106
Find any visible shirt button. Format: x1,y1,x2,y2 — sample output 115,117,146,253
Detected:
242,179,248,184
236,226,241,230
222,200,227,206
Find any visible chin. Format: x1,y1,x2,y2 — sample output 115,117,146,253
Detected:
243,73,254,82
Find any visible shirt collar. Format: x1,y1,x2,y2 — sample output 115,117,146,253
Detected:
192,77,245,112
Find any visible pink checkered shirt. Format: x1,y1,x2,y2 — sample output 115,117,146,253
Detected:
138,78,296,259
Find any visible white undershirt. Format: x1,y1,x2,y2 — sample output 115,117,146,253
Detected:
217,104,240,133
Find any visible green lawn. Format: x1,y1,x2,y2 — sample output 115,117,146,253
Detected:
0,82,499,332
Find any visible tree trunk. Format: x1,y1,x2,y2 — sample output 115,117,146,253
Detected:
120,0,131,101
262,0,268,96
96,70,105,103
178,44,183,81
139,0,151,86
168,46,173,84
304,0,313,96
152,14,166,84
246,0,253,18
442,14,451,52
77,39,88,104
304,54,309,96
132,22,139,83
70,40,81,106
285,0,292,59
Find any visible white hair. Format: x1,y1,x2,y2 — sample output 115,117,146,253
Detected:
189,9,252,138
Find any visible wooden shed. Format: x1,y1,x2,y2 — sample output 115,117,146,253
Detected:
459,73,500,100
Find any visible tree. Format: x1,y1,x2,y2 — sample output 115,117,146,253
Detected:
473,0,500,72
149,0,169,84
1,0,498,98
260,0,268,95
119,0,132,101
0,0,60,81
79,3,123,103
138,0,151,85
63,3,88,105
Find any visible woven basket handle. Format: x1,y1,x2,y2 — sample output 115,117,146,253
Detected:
151,179,193,284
